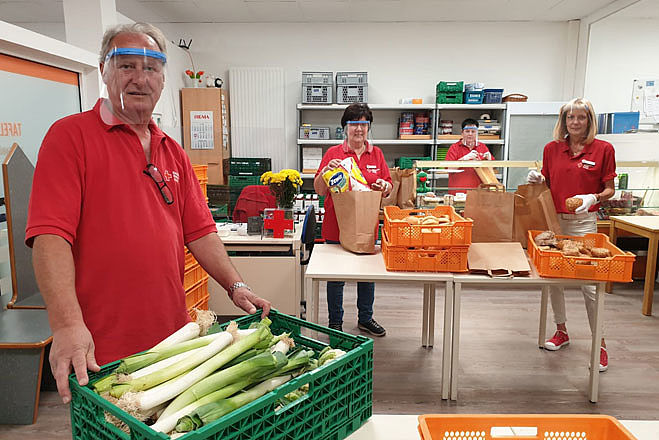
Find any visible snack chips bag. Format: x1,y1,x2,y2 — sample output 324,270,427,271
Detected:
323,157,371,193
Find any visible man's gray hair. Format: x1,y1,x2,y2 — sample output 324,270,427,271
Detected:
99,22,167,64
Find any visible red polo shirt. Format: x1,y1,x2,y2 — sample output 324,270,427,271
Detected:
26,99,217,365
445,141,493,194
315,141,392,242
541,138,617,214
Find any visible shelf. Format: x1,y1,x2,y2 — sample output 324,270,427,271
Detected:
301,173,316,179
298,139,434,145
297,103,435,110
436,139,504,145
436,104,506,110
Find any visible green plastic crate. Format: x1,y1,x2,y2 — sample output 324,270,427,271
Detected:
436,81,464,93
69,310,373,440
436,93,463,104
228,175,261,187
226,157,272,176
398,156,431,169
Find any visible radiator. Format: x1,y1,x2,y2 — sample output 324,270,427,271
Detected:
229,67,286,171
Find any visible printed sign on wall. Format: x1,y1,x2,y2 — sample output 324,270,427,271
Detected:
190,110,214,150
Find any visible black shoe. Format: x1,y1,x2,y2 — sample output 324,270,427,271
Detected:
328,323,343,332
358,319,386,337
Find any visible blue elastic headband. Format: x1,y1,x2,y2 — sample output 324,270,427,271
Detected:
463,125,478,130
105,48,167,63
346,121,370,125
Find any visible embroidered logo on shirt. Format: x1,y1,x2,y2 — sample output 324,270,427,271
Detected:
366,165,379,173
163,170,172,182
172,171,180,183
580,159,595,170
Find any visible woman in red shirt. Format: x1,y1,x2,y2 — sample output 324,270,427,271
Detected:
528,97,616,371
313,103,392,336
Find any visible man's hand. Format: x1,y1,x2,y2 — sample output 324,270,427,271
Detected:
527,170,544,184
231,287,271,318
458,150,479,161
573,194,598,214
49,324,99,404
371,178,391,196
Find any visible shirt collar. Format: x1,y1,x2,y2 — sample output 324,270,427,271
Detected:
559,138,594,158
94,98,165,140
342,140,373,154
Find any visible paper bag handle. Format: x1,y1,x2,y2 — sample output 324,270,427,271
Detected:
478,183,505,192
487,269,514,278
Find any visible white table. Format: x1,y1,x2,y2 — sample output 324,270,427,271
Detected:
452,269,606,403
304,244,454,398
209,225,304,316
347,415,659,440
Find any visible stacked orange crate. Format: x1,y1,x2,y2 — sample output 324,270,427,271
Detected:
186,164,210,319
382,206,473,272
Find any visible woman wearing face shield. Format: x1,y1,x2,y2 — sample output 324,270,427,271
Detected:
26,22,271,405
313,103,392,336
527,97,616,372
445,118,494,194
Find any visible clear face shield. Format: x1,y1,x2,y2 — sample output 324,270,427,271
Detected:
344,120,372,145
100,46,167,125
461,125,479,148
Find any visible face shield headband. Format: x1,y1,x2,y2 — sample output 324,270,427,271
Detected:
104,47,167,64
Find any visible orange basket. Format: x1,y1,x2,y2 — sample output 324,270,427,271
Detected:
192,164,208,182
185,276,209,309
184,247,197,269
382,231,469,273
384,205,473,247
528,230,635,283
187,293,210,321
183,263,207,291
418,414,637,440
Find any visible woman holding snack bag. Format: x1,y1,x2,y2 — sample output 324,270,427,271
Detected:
314,103,392,336
527,97,616,371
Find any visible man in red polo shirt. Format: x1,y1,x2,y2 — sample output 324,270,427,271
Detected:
26,23,270,405
445,118,493,194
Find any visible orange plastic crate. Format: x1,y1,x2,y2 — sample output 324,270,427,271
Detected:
192,164,208,182
187,294,210,321
183,263,207,291
384,205,472,247
382,231,469,273
528,230,635,283
418,414,637,440
199,179,208,197
185,276,209,309
184,248,197,269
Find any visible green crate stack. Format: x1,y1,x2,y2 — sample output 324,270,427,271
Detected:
436,147,449,160
398,156,431,169
436,81,464,104
69,310,373,440
225,157,272,177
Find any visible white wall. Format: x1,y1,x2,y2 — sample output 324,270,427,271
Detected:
156,21,570,168
585,17,659,113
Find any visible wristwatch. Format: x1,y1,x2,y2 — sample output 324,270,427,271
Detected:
228,281,251,298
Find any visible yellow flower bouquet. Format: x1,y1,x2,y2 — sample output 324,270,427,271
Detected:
260,169,303,209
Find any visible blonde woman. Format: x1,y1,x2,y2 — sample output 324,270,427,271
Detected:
527,97,616,371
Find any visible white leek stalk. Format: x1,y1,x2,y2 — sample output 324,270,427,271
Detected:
126,347,206,380
151,322,200,351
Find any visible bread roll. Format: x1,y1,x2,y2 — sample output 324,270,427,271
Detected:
590,247,611,258
404,216,420,225
562,247,581,257
565,197,583,212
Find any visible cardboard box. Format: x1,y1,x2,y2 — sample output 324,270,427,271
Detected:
181,88,231,184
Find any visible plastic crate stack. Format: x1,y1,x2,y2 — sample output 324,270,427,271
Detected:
436,81,464,104
187,165,210,319
382,206,473,272
226,157,272,214
336,71,368,104
301,71,333,104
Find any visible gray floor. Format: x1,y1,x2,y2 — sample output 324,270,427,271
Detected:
1,280,658,438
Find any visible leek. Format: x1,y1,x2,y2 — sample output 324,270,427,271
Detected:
150,322,200,351
175,375,293,433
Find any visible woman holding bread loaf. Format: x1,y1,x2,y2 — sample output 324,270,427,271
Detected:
527,97,616,371
314,103,392,337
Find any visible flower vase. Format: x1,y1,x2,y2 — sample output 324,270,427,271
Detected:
263,207,294,238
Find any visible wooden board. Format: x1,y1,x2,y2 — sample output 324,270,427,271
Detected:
399,134,432,140
475,166,500,185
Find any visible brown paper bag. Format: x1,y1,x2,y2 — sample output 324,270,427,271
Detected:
397,168,416,209
467,242,531,277
513,183,562,247
333,190,382,254
380,168,400,209
463,184,516,242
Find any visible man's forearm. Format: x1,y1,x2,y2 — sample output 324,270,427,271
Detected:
33,234,84,331
187,233,243,295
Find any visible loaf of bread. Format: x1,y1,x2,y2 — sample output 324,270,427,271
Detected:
534,231,557,246
565,197,583,212
590,247,611,258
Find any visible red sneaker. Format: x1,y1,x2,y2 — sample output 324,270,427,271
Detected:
544,330,570,351
599,347,608,372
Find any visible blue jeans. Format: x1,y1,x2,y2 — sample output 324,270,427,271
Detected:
325,240,375,324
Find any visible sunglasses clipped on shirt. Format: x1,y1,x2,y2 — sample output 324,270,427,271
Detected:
143,163,174,205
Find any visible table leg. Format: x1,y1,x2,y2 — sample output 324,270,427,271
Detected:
606,222,618,293
588,282,605,403
450,282,462,401
538,286,549,348
428,284,436,348
311,279,320,324
422,284,429,347
442,281,453,400
642,235,658,316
